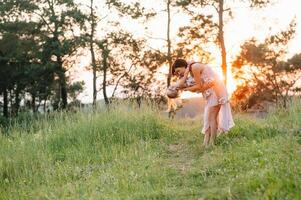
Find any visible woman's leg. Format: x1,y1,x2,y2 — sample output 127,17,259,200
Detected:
203,130,210,148
203,106,210,148
208,105,221,146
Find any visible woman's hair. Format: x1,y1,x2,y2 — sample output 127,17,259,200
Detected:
172,59,187,75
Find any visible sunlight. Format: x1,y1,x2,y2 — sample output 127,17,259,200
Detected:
72,0,301,102
227,71,238,95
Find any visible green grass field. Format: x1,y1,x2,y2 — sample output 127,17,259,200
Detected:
0,100,301,200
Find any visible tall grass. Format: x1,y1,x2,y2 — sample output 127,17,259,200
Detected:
0,99,300,199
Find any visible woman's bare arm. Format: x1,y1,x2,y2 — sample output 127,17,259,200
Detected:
183,63,215,92
176,67,190,88
199,80,215,91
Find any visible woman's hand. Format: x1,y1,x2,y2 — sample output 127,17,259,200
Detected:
183,84,201,92
199,79,215,92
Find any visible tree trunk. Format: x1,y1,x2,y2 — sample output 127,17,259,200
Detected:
13,85,20,116
283,98,287,109
60,75,68,109
3,88,8,118
52,12,67,110
57,56,68,109
167,0,172,87
43,97,47,113
102,45,109,105
9,90,13,114
218,0,227,85
90,0,97,107
32,94,36,113
136,96,142,108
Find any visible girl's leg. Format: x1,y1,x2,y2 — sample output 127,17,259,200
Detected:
208,105,221,146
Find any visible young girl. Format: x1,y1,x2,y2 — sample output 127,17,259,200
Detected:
166,78,185,118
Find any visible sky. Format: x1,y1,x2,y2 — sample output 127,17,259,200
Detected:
75,0,301,103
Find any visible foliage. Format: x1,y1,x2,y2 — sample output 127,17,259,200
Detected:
0,0,160,115
232,19,301,109
0,0,87,115
106,0,156,20
176,0,274,84
67,81,85,102
176,14,217,61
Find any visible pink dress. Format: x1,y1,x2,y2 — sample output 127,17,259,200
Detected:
200,65,234,134
185,63,234,134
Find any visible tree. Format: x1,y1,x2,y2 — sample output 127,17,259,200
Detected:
118,48,164,106
164,0,178,87
144,0,182,87
99,31,162,105
232,19,301,109
89,0,98,107
0,0,86,116
31,0,86,109
0,16,43,116
176,14,216,62
79,0,157,106
177,0,273,85
0,49,9,118
68,81,85,103
98,39,110,105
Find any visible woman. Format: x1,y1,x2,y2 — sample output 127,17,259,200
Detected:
172,59,234,147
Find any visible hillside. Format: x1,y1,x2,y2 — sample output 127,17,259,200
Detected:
0,100,301,199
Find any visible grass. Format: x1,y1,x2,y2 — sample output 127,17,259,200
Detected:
0,99,301,199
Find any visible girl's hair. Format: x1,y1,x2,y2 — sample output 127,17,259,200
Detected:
172,59,187,75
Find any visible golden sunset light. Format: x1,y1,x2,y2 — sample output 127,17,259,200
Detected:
1,0,301,198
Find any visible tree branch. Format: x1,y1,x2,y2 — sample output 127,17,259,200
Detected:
33,11,54,33
144,34,167,42
111,64,135,98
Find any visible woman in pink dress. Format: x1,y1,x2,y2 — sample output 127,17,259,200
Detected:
172,59,234,147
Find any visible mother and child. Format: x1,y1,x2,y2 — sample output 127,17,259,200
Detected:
168,59,235,148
